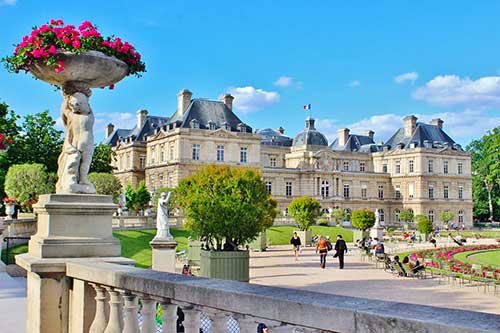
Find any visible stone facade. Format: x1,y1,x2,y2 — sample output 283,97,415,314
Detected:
106,89,473,227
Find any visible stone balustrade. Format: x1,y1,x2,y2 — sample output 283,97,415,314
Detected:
65,261,500,333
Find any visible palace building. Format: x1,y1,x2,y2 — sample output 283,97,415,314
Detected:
105,89,473,226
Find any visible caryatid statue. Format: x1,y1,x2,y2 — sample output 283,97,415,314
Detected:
154,191,173,240
374,208,381,227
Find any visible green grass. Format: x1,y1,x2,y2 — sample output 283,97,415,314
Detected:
266,226,353,245
449,231,500,238
453,248,500,268
1,244,28,265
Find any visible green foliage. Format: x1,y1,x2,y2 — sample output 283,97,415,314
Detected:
90,144,116,174
330,208,345,225
351,209,376,231
415,215,433,235
399,210,414,223
88,172,122,203
177,165,275,251
262,197,278,230
125,181,151,213
4,163,54,210
318,218,329,226
0,101,21,197
288,196,321,231
439,210,455,224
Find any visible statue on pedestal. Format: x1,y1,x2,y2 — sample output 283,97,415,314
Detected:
374,208,381,227
153,192,173,240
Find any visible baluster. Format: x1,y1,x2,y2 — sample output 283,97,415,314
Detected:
122,292,140,333
160,302,177,333
141,297,158,333
89,283,108,333
104,288,123,333
206,310,228,333
182,306,201,333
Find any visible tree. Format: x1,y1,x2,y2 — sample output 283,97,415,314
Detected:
177,165,275,251
90,144,116,174
330,208,345,225
124,181,151,213
415,215,433,236
288,196,321,231
262,197,278,230
0,101,21,197
4,163,55,211
17,111,63,173
88,172,122,203
351,209,376,231
439,211,455,225
399,210,414,224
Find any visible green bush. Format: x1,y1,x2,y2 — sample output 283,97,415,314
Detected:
318,218,329,226
288,196,321,231
351,209,376,231
125,181,151,213
88,172,122,203
416,215,433,235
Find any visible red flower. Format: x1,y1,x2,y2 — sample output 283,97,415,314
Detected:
54,61,65,73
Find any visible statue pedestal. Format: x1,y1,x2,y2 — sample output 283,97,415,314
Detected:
370,226,384,241
150,238,177,273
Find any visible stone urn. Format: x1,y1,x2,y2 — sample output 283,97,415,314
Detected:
29,51,128,194
5,204,15,219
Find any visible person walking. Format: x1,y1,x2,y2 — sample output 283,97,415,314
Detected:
333,234,348,269
315,235,328,268
290,232,302,261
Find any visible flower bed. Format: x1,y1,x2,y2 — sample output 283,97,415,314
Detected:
407,245,500,280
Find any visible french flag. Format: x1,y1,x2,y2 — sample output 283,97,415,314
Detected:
304,104,311,110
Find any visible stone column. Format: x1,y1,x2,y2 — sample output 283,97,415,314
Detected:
150,239,178,273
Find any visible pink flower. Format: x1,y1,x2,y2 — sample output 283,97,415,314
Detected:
50,19,64,26
48,45,56,54
32,48,42,58
54,61,65,73
109,84,115,90
72,39,81,49
62,37,71,44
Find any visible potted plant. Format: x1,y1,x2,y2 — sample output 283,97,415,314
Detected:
2,197,18,219
177,165,275,282
415,214,433,241
288,196,321,246
351,209,375,241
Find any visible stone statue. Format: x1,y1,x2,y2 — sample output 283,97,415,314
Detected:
374,209,380,227
154,191,173,240
56,83,96,194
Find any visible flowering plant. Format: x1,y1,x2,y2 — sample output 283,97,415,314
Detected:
2,197,19,205
0,133,13,151
2,19,145,81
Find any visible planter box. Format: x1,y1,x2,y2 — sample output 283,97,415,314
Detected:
352,230,370,242
187,239,202,267
248,232,267,251
295,230,312,246
200,250,249,282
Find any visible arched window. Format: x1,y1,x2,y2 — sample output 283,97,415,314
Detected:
428,209,435,223
458,210,464,224
394,209,400,222
379,209,385,224
321,180,329,198
321,208,329,215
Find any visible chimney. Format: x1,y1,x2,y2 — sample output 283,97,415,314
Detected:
220,93,234,110
277,126,285,134
105,123,114,139
403,115,417,137
338,128,350,147
137,109,148,128
430,118,443,129
365,130,374,140
177,89,193,115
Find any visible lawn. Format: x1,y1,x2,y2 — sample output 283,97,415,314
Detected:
453,248,500,268
449,231,500,239
266,226,353,244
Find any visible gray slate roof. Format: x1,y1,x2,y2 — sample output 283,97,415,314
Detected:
292,118,329,147
258,128,293,147
104,115,169,147
384,122,462,150
330,134,380,152
167,99,252,132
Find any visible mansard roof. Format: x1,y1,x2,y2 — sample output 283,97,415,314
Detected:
384,122,462,151
330,134,380,153
167,99,252,133
258,128,293,147
104,115,169,147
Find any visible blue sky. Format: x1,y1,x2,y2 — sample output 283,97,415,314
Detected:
1,1,500,145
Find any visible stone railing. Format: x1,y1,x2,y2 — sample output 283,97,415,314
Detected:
65,261,500,333
1,218,37,247
112,216,184,229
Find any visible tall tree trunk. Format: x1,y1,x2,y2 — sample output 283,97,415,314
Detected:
485,181,494,222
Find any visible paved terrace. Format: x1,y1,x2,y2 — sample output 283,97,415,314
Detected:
0,271,26,333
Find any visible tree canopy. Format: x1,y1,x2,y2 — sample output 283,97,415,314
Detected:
351,209,375,231
125,181,151,213
288,196,321,231
90,144,116,174
177,165,275,251
439,211,455,224
415,215,433,235
88,172,122,203
399,210,414,223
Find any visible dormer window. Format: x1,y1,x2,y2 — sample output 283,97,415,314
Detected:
208,120,216,130
223,122,231,131
190,119,200,129
238,123,247,132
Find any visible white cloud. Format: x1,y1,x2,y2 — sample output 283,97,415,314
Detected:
412,75,500,108
346,113,403,142
395,71,419,84
226,86,280,113
1,0,17,5
274,76,293,87
349,80,361,87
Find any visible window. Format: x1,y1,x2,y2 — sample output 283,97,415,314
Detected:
265,181,272,195
169,144,174,160
458,210,464,224
139,155,146,169
458,162,463,175
360,162,366,172
208,121,216,130
151,147,155,164
378,185,384,199
335,178,339,196
379,209,385,223
428,160,434,173
168,174,173,187
126,153,130,169
382,164,388,173
361,184,367,199
159,174,164,187
149,175,155,192
429,210,435,223
321,180,329,198
395,161,401,174
343,161,349,171
409,160,414,173
443,160,449,174
395,185,401,199
428,184,434,199
394,209,400,222
408,183,414,199
285,181,293,197
459,186,464,199
192,144,200,161
343,184,350,198
216,145,224,162
270,157,277,167
160,145,165,162
240,147,248,163
444,185,449,199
